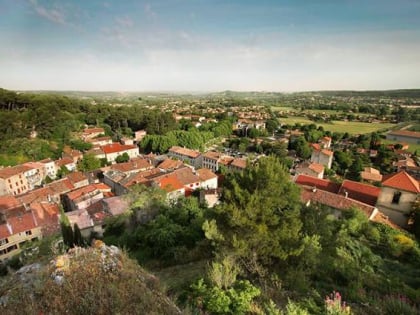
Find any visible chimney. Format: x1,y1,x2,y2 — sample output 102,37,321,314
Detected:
312,186,317,192
344,191,348,198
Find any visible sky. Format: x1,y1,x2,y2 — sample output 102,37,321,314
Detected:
0,0,420,92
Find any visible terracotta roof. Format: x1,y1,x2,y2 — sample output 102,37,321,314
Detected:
311,143,321,151
157,159,184,170
66,184,100,201
102,196,130,216
66,209,93,230
111,159,152,173
173,167,200,186
361,170,383,182
339,180,381,206
0,224,11,239
18,187,55,205
55,157,74,167
300,186,376,218
0,195,22,211
121,168,161,188
169,146,201,158
203,151,223,160
295,175,340,193
321,149,334,157
30,202,60,236
47,179,73,195
388,130,420,139
101,143,138,154
7,212,38,234
382,171,420,193
308,163,324,174
197,168,218,181
0,165,31,179
230,158,247,169
66,172,88,185
157,174,185,192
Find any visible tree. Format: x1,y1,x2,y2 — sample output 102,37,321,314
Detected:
207,156,304,274
293,136,311,159
73,223,84,247
115,152,130,163
60,208,74,248
78,153,101,172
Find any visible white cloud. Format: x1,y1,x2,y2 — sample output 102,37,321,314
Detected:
28,0,66,25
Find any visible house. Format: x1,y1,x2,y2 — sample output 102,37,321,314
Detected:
86,136,112,147
311,148,333,169
338,180,381,207
103,168,161,195
66,171,89,188
200,189,221,208
55,157,77,172
295,162,325,179
30,202,60,236
101,143,139,163
0,165,30,196
197,168,218,190
202,151,233,172
320,136,332,149
110,158,153,174
134,130,147,142
299,183,400,231
152,173,185,200
62,183,111,212
172,167,201,196
82,127,105,140
376,171,420,227
228,158,247,172
0,212,42,261
168,146,202,169
85,147,106,160
361,167,383,183
157,159,185,172
102,196,130,216
39,158,57,179
62,149,83,163
294,174,341,193
65,209,94,239
386,130,420,144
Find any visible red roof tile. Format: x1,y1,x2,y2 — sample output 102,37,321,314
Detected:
382,171,420,193
158,175,184,192
157,159,184,170
169,146,201,158
66,172,88,185
7,212,38,234
0,195,22,211
101,143,137,154
339,180,381,206
301,186,376,218
295,175,340,193
197,168,218,181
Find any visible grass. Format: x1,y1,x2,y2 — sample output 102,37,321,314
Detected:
154,259,208,296
279,117,396,134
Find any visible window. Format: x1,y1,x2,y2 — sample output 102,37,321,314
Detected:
392,191,402,204
7,244,18,252
0,238,8,246
25,230,32,236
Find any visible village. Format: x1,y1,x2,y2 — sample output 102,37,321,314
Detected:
1,119,419,263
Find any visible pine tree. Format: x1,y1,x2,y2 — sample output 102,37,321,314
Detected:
73,223,84,247
60,208,74,248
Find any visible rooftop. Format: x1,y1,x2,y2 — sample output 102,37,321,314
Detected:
295,174,340,193
388,130,420,139
169,146,201,158
101,143,138,155
339,180,381,206
382,171,420,193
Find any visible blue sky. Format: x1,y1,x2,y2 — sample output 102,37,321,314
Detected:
1,0,419,91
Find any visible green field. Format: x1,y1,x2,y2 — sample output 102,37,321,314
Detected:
272,106,372,116
279,116,396,134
